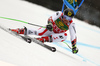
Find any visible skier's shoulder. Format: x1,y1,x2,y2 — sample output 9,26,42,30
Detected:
55,11,62,16
69,20,76,27
49,11,62,21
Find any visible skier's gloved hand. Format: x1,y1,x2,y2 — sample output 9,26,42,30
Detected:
72,45,78,54
46,21,53,31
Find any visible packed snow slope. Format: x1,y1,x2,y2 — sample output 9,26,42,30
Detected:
0,0,100,66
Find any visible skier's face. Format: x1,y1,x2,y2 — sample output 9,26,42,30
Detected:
62,18,69,24
61,15,72,24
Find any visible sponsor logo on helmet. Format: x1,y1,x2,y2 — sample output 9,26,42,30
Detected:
68,11,72,17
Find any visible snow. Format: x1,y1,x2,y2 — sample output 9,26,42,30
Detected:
0,0,100,66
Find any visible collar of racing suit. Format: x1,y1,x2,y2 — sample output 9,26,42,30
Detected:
55,17,72,30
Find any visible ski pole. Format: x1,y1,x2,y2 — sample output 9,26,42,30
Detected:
63,41,72,49
0,17,46,28
27,23,45,28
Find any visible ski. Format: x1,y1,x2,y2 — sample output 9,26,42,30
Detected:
24,35,56,52
0,25,56,52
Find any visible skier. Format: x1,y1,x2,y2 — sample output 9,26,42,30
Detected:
11,9,78,54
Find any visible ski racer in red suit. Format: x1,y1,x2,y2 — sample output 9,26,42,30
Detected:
11,9,78,54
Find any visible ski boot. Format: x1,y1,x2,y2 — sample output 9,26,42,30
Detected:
11,27,27,35
11,28,24,34
36,36,52,43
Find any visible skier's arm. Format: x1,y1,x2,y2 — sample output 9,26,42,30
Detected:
48,11,62,22
69,22,78,54
46,11,62,31
69,22,77,44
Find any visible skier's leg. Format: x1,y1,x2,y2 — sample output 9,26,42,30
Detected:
11,27,67,42
25,28,67,42
26,27,54,36
36,36,52,43
11,27,53,36
51,33,67,42
37,33,67,43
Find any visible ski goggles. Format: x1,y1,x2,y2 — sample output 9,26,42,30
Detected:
62,15,72,21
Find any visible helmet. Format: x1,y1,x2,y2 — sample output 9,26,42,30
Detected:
64,9,74,18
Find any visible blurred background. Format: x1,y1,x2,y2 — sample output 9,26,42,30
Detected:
25,0,100,28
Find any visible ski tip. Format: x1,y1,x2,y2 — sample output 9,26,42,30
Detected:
51,47,56,52
27,38,32,43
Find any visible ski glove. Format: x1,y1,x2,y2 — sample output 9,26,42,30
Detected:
46,21,53,31
72,45,78,54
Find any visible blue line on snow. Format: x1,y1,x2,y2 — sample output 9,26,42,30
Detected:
64,40,100,50
76,23,100,34
53,42,100,66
